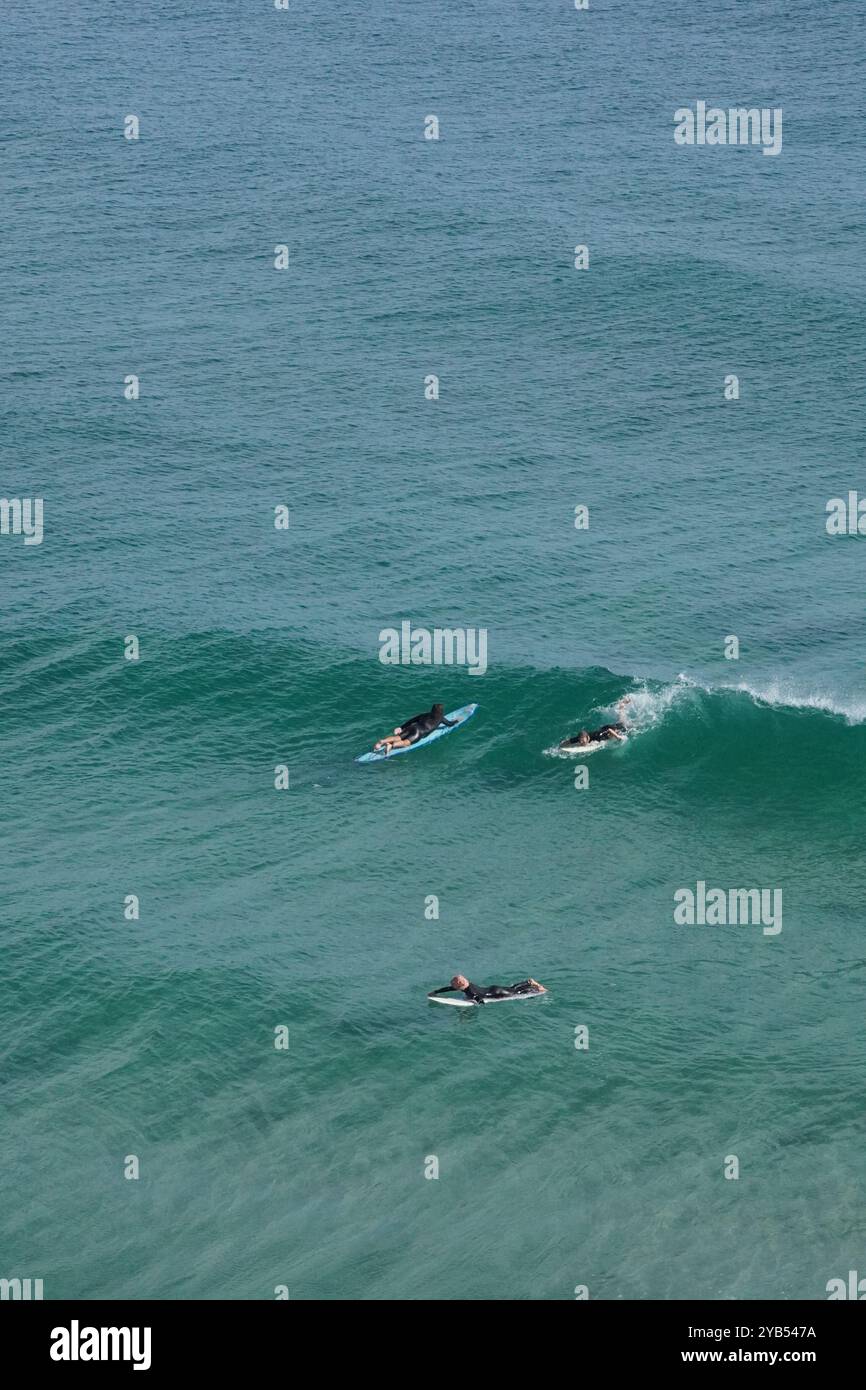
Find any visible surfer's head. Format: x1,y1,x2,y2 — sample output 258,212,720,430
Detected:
577,730,591,745
431,703,445,718
451,974,469,990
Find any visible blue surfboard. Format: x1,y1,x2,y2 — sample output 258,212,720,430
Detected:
356,703,478,763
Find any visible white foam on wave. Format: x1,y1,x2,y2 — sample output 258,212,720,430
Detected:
615,676,695,733
624,671,866,726
719,677,866,725
543,670,865,761
543,676,692,757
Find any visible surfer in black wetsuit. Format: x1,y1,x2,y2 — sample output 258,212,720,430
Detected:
559,697,631,749
374,703,459,755
430,974,547,1004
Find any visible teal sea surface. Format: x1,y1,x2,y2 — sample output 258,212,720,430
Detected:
2,0,865,1299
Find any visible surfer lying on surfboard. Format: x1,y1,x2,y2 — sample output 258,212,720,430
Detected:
374,703,459,755
559,697,631,749
429,974,547,1005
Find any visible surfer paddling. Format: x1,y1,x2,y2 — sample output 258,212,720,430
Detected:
429,974,547,1004
559,697,631,749
373,702,459,755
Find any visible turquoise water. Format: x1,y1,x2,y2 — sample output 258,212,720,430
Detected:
2,0,865,1300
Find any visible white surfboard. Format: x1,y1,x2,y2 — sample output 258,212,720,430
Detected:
428,987,546,1008
545,734,628,757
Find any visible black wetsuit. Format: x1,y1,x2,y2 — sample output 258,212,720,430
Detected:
560,721,625,748
430,980,537,1005
593,721,626,741
398,709,459,744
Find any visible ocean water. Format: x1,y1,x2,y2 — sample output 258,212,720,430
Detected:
2,0,865,1300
